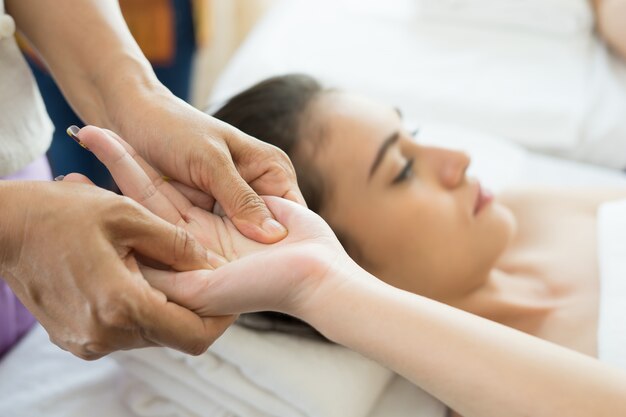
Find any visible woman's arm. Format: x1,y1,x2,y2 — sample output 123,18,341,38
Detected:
593,0,626,59
299,268,626,417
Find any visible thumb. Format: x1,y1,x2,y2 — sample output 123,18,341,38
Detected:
209,157,287,244
142,250,294,316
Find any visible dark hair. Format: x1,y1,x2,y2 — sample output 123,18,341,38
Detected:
211,74,330,341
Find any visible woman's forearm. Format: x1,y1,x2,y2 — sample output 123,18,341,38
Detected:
7,0,167,133
303,267,626,417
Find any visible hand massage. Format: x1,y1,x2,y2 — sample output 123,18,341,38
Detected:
2,1,626,417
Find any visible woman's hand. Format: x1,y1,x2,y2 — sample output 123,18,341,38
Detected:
0,180,233,360
70,126,349,318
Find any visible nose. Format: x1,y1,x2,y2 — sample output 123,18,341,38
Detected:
421,146,470,188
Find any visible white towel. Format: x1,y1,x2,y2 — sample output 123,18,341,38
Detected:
114,324,399,417
416,0,593,37
596,200,626,372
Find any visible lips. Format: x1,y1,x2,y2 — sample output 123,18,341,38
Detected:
474,181,493,215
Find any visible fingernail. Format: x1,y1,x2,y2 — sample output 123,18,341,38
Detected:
53,175,65,182
66,125,89,150
262,218,287,236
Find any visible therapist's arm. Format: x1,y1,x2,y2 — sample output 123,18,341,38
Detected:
593,0,626,59
6,0,304,243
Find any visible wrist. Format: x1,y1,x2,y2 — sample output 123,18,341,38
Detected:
95,54,172,139
292,257,385,340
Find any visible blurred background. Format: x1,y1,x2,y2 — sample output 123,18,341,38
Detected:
20,0,626,190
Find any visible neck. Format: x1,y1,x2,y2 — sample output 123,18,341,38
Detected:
448,269,556,334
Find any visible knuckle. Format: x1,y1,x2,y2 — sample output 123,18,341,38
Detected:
94,295,133,330
231,189,266,217
75,346,105,361
104,195,142,226
137,182,158,205
171,226,195,261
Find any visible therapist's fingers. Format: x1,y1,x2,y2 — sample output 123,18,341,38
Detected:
204,148,288,244
134,275,236,355
168,179,216,211
108,201,211,272
100,128,196,214
72,125,184,225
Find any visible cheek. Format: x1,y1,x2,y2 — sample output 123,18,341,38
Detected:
360,195,462,265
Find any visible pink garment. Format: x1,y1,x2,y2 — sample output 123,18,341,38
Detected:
0,156,52,359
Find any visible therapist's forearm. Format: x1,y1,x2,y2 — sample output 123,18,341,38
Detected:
0,182,27,274
302,269,626,417
6,0,170,136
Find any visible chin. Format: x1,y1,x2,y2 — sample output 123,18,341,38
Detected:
482,202,517,262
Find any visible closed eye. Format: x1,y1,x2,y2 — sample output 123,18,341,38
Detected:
392,158,414,184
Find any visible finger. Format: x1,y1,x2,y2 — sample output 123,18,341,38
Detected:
116,204,211,271
61,172,96,186
101,129,195,214
168,179,215,211
135,269,235,355
141,293,235,355
284,189,307,207
140,267,216,312
233,137,307,207
248,175,307,208
142,246,300,316
76,126,184,225
206,151,287,244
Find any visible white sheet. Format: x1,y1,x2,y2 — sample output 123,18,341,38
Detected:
113,324,399,417
597,200,626,371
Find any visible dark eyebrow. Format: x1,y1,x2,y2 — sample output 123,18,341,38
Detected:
369,131,400,180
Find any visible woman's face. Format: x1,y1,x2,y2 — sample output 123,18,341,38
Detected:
306,92,516,302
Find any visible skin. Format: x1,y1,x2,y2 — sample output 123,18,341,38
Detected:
1,0,303,358
308,92,517,303
305,92,610,359
593,0,626,59
76,126,626,417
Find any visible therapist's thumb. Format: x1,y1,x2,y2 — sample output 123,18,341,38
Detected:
210,160,287,244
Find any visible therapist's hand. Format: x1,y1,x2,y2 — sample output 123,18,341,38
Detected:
0,181,233,360
103,95,305,245
68,126,348,319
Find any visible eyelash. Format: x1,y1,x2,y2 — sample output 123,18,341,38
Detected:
392,158,414,184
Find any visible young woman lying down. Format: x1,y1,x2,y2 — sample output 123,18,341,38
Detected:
65,75,626,417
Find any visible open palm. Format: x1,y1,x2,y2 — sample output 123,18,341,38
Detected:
70,127,347,318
